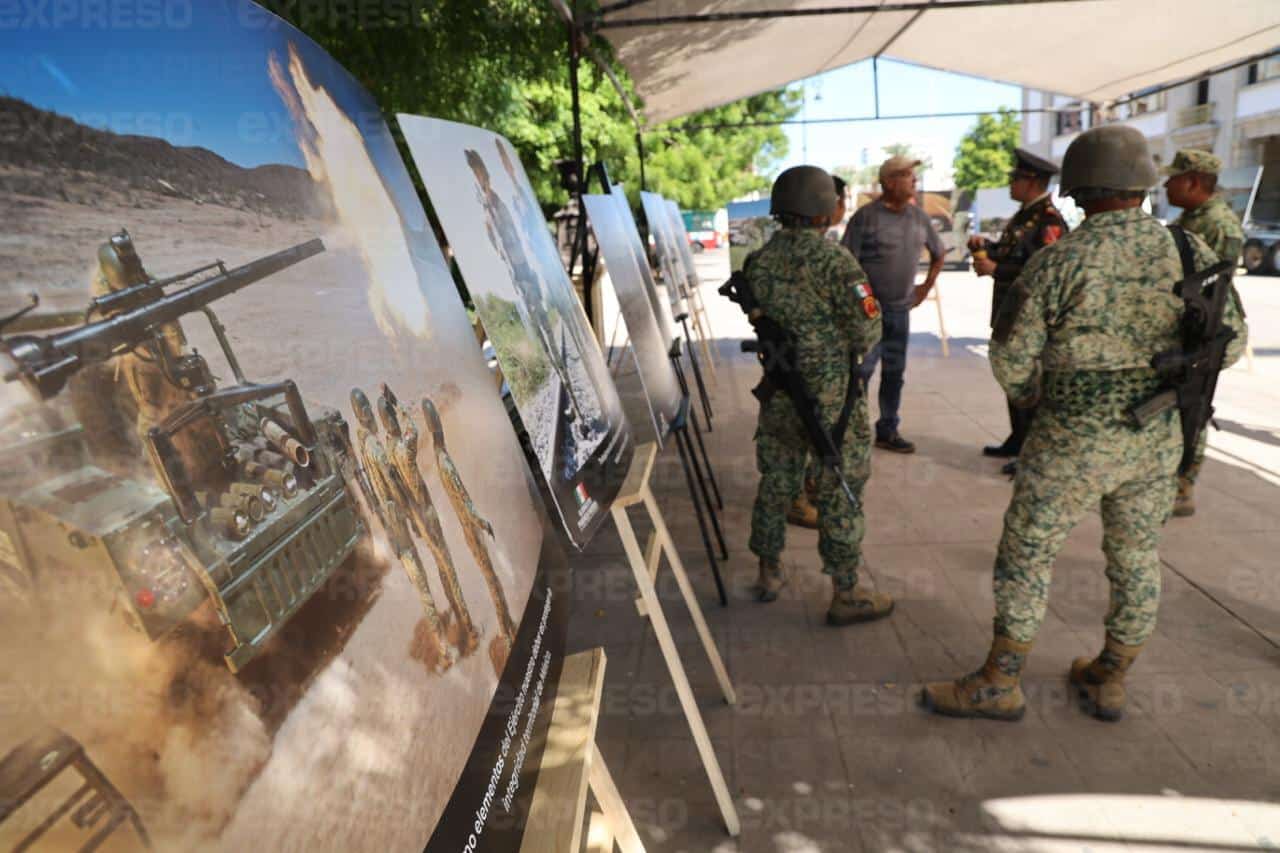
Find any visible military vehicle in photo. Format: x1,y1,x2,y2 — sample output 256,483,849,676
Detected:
0,232,364,673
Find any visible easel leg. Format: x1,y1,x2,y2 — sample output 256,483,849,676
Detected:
633,532,662,617
640,485,736,706
678,321,715,427
693,313,718,379
611,507,740,836
679,424,729,562
932,284,950,358
687,405,723,511
673,425,726,605
589,743,646,853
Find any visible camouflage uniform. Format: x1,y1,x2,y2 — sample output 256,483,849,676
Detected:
383,398,478,650
990,207,1248,645
746,227,882,588
1174,193,1245,486
355,423,453,668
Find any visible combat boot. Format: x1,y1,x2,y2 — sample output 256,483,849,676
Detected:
1172,476,1196,517
786,492,818,528
754,558,787,603
826,580,894,626
920,633,1032,722
1069,634,1143,722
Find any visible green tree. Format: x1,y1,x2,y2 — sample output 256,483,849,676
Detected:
953,109,1021,192
277,1,798,213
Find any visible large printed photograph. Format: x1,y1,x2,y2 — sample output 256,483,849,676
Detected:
0,3,562,850
398,115,632,549
610,185,679,348
583,193,681,444
640,191,693,319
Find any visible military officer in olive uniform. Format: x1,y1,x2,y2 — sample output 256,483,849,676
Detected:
746,165,893,626
1163,148,1246,517
970,149,1069,472
921,126,1248,723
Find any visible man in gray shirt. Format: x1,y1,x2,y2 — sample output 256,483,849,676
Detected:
841,155,945,453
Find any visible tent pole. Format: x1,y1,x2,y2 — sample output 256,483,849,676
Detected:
636,127,647,191
873,57,879,120
567,3,595,330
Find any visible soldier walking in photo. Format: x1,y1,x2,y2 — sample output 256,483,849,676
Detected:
467,148,594,431
1162,148,1246,517
377,385,479,658
350,388,454,671
421,397,518,673
745,166,893,626
921,127,1248,723
970,148,1069,476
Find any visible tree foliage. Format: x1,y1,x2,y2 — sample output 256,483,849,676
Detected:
276,1,798,212
953,109,1021,192
833,142,933,192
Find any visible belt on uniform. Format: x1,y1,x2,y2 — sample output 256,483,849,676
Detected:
1042,369,1162,418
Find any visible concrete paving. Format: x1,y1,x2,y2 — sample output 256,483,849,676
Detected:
567,246,1280,852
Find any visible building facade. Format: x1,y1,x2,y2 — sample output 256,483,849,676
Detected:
1020,56,1280,222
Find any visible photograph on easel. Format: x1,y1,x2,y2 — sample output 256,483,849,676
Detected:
398,115,633,549
583,192,682,444
609,185,680,348
640,191,693,320
0,3,567,850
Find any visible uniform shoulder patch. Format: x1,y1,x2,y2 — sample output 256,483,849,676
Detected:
854,282,881,318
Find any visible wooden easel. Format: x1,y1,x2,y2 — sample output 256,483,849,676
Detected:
926,277,950,358
521,649,643,853
609,442,740,836
683,284,719,375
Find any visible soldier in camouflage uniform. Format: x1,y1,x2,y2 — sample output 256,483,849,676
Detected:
1163,148,1246,517
421,397,518,675
377,386,479,658
746,166,893,626
351,388,454,672
921,126,1248,722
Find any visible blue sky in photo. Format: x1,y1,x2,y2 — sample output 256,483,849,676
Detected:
0,0,375,170
0,0,426,228
779,58,1023,188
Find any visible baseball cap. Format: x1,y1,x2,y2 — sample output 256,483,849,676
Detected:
879,155,922,182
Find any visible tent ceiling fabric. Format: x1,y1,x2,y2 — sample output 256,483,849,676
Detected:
599,1,1280,125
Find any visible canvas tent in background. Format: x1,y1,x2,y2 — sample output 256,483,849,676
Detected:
592,0,1280,124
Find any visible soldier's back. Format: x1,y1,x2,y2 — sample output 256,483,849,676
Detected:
745,228,858,390
1029,208,1192,374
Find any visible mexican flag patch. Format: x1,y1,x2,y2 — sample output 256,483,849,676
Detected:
855,282,880,319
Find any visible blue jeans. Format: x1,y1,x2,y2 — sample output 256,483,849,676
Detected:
859,306,909,439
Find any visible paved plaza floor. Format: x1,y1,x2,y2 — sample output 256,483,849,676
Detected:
567,247,1280,852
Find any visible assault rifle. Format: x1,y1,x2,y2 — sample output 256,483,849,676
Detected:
1,239,324,401
719,269,861,510
1128,249,1237,475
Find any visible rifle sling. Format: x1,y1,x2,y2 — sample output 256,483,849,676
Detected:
830,354,861,452
1167,224,1196,281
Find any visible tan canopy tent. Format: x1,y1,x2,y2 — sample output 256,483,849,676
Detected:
592,0,1280,124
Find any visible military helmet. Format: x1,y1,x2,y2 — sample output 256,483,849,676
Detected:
350,388,376,431
1059,125,1158,196
376,395,400,436
96,229,150,293
421,398,445,444
770,165,838,219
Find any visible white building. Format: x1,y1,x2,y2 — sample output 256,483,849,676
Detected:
1020,56,1280,221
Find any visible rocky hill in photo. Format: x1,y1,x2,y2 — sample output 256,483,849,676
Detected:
0,96,330,220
